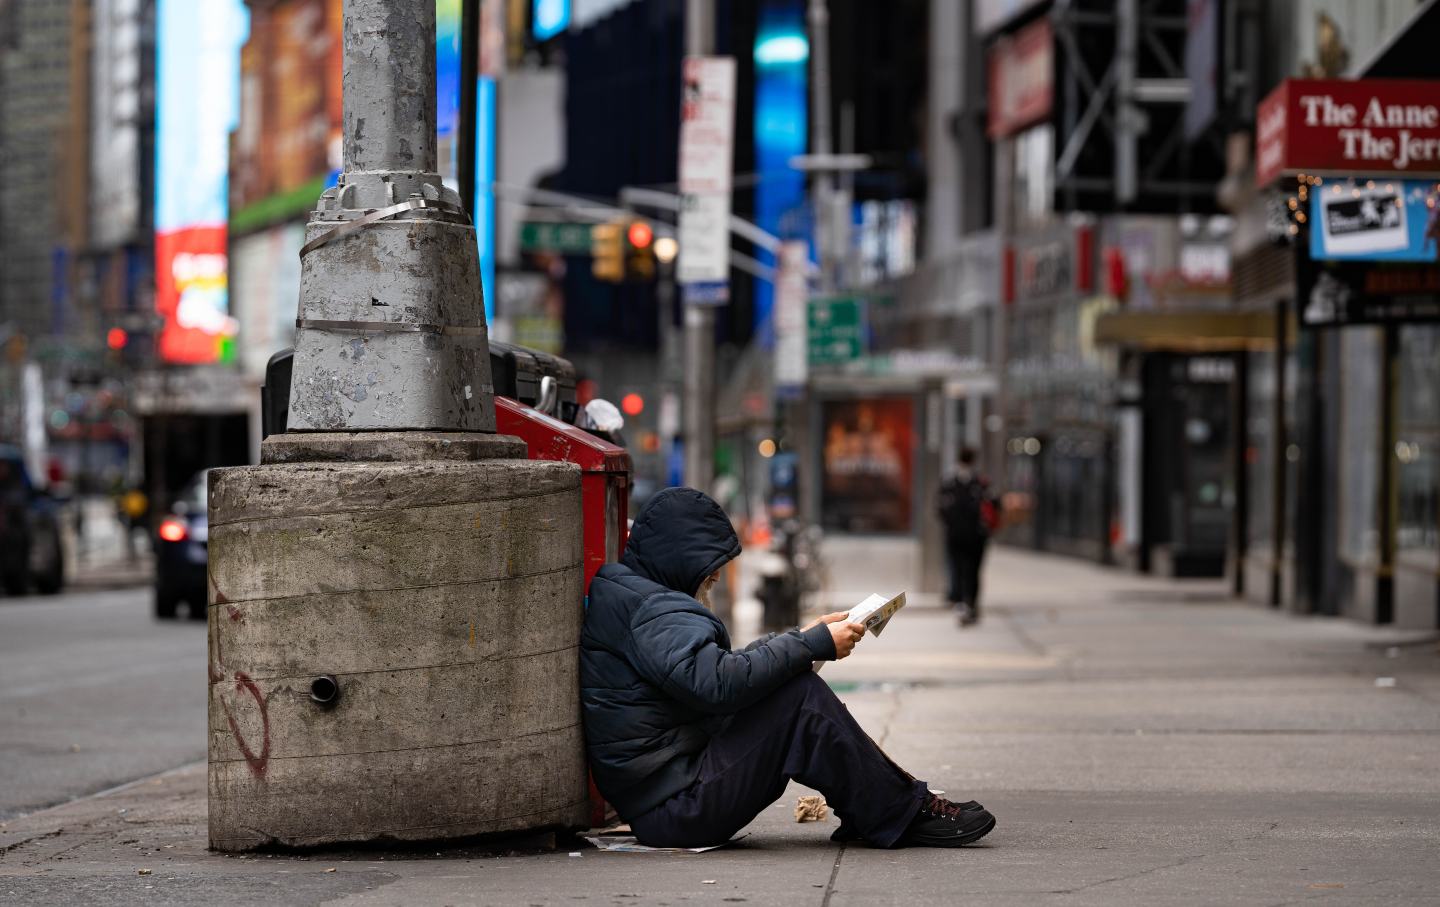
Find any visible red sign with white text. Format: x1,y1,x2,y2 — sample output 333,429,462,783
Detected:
155,225,235,365
1256,79,1440,186
987,18,1053,139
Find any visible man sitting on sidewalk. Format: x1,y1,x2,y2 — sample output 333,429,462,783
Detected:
581,487,996,849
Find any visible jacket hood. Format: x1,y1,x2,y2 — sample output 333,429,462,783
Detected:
621,487,741,597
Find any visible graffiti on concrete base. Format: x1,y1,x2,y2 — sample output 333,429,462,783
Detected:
219,670,271,779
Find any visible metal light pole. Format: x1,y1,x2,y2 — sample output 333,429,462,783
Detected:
807,0,838,292
682,0,717,493
287,0,495,433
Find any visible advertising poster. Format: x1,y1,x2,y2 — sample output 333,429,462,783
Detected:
1301,261,1440,327
1310,179,1440,262
154,0,249,364
271,0,336,196
820,398,915,534
230,0,341,226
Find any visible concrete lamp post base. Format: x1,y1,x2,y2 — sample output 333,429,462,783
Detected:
206,440,588,851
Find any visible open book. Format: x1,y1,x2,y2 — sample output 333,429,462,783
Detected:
811,591,907,673
846,591,907,638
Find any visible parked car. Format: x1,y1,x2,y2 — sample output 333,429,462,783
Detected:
154,470,209,619
0,445,65,596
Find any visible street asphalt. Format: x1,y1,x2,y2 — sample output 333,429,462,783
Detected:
2,546,1438,905
0,585,207,820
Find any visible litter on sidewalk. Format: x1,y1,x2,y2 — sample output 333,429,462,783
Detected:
582,833,744,854
794,795,828,822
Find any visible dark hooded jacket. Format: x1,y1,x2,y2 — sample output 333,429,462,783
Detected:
580,487,836,819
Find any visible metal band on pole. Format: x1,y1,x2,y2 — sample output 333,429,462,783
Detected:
299,198,469,259
294,319,489,337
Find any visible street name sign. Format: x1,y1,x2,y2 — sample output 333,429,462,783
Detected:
519,221,595,255
808,297,865,366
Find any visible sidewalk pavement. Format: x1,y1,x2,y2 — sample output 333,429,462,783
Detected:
3,547,1439,906
67,551,153,592
65,497,154,592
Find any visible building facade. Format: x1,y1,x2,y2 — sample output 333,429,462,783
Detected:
904,0,1439,628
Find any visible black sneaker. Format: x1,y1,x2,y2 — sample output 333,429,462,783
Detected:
896,795,995,847
830,799,985,843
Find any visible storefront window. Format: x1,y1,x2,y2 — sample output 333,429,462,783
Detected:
1041,430,1106,554
1397,326,1440,567
820,397,915,534
1338,329,1383,567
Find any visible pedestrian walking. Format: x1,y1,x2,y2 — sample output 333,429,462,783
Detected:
581,487,996,849
938,447,1000,626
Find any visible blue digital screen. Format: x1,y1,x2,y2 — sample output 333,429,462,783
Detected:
475,76,498,322
753,0,809,337
534,0,571,42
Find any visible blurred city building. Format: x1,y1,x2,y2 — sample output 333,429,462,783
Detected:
0,0,151,503
1221,0,1440,628
907,0,1439,629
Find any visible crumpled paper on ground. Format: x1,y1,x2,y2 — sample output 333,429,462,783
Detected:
794,795,828,823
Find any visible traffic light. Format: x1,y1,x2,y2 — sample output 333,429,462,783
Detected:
625,220,656,281
592,219,658,283
591,221,625,282
627,221,653,249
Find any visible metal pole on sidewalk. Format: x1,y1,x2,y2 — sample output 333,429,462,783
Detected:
287,0,495,432
682,0,717,493
808,0,836,292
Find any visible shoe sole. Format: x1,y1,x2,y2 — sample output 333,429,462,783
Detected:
902,814,997,848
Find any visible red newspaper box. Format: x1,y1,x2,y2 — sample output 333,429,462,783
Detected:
495,396,630,827
495,397,630,590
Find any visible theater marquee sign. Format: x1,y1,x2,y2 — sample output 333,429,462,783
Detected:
1256,79,1440,186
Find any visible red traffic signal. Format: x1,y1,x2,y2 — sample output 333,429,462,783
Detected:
626,221,653,250
107,327,128,350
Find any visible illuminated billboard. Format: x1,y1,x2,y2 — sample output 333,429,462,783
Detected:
533,0,571,41
155,0,249,365
753,0,808,334
820,397,916,534
231,0,342,227
476,75,497,322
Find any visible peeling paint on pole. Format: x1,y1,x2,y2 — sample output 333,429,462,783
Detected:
288,0,495,432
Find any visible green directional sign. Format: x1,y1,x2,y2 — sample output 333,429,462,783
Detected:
808,297,865,366
519,221,596,254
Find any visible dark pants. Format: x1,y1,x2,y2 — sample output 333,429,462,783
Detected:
629,672,928,848
946,539,987,613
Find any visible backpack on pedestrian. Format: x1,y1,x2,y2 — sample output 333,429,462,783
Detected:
938,475,999,543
